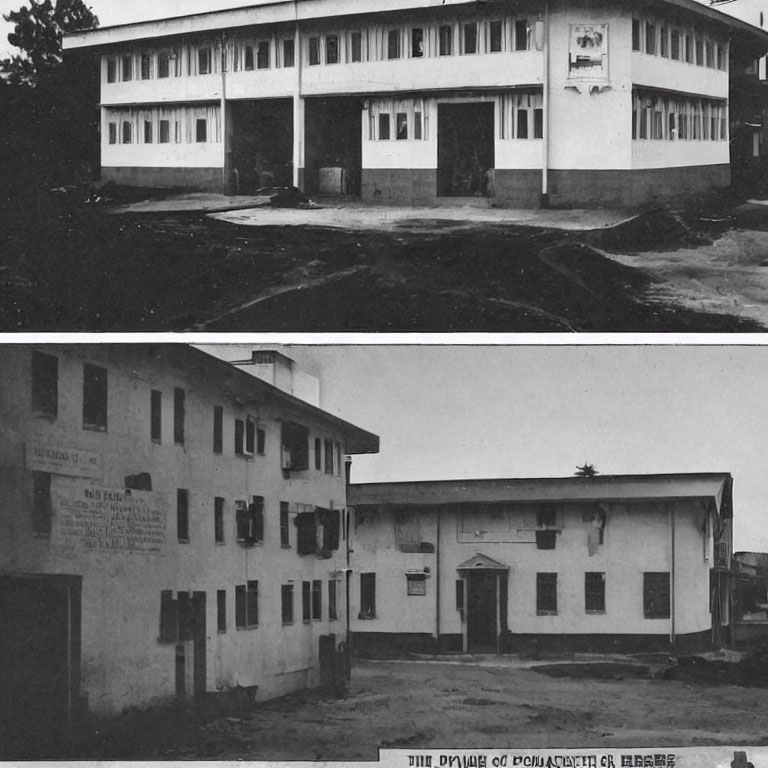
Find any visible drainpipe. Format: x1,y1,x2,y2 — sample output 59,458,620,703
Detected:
435,506,441,654
220,31,228,194
293,1,303,188
541,1,551,208
669,504,676,653
345,457,352,653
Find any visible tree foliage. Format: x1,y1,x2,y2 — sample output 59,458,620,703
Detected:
574,463,599,478
2,0,98,85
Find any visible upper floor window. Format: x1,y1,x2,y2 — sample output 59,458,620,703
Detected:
150,389,162,443
143,120,153,144
177,488,189,542
31,351,58,419
122,54,133,81
281,421,309,471
536,572,557,615
632,19,641,51
159,120,170,143
397,113,408,140
379,113,391,140
439,25,453,56
387,29,401,60
236,581,259,628
245,416,256,455
198,47,212,75
196,118,208,143
489,21,503,53
515,19,529,51
32,471,52,536
351,31,363,62
283,38,295,67
324,438,334,474
660,27,668,57
141,53,152,79
585,572,606,613
411,28,424,57
158,52,170,78
107,57,116,83
463,23,478,55
280,502,290,548
213,405,223,453
645,24,656,55
108,122,117,144
257,40,270,69
670,30,680,60
245,45,254,70
173,387,185,445
684,34,694,64
309,36,320,65
83,363,107,431
326,34,339,64
122,120,132,144
643,572,670,618
695,38,704,66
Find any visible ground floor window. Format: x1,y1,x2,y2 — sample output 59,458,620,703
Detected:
359,573,376,618
369,98,427,141
105,105,222,147
643,572,670,619
585,572,606,613
281,584,294,624
632,90,726,142
236,581,259,628
536,572,557,615
499,90,544,140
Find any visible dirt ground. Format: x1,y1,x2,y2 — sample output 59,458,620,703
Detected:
2,191,768,332
34,656,768,761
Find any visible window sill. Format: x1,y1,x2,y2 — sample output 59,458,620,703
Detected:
217,629,226,634
33,411,57,421
644,616,670,620
536,611,557,616
151,438,161,445
357,613,377,620
282,621,294,626
215,541,226,546
236,625,259,631
585,610,606,615
178,538,190,544
83,424,107,433
281,544,292,550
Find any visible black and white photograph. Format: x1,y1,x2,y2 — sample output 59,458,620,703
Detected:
3,341,768,762
3,0,768,331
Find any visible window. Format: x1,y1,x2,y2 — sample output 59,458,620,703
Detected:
141,53,151,79
644,572,670,619
175,121,182,143
236,582,259,628
324,438,334,474
463,23,478,55
257,40,270,69
217,589,226,632
326,34,339,64
257,428,265,455
336,443,343,476
177,489,189,542
515,19,529,51
536,572,557,615
280,501,290,548
705,41,714,68
214,497,225,543
245,417,256,455
234,419,244,454
107,57,116,83
196,119,207,143
302,581,311,622
32,351,58,418
177,592,191,641
439,25,452,56
212,406,223,453
585,572,606,613
281,421,309,471
158,52,170,78
671,30,680,60
517,109,528,139
309,36,320,65
284,38,295,67
645,23,656,55
632,19,641,51
379,113,391,141
32,471,52,535
406,573,427,596
173,387,185,445
387,29,400,59
660,27,668,57
320,509,341,551
281,584,294,623
312,579,322,620
244,45,254,70
414,110,423,140
295,512,317,555
328,580,337,620
159,590,177,643
534,109,544,139
236,496,264,544
150,389,162,442
315,438,322,470
360,573,376,618
351,32,362,62
685,35,693,64
83,363,107,430
397,112,408,140
108,122,117,144
716,44,725,70
122,121,132,144
455,579,465,613
159,120,170,143
412,28,424,57
122,54,133,81
143,120,153,144
490,20,503,52
198,47,212,74
695,38,703,66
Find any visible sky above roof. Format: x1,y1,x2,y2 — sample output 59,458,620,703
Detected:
200,343,768,554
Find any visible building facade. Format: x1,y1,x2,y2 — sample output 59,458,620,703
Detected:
63,0,768,207
347,474,733,656
0,344,378,750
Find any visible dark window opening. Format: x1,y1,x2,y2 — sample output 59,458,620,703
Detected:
536,572,557,615
646,24,656,55
280,501,290,548
632,19,641,51
379,113,391,140
283,38,295,67
196,119,207,143
158,52,170,78
108,122,117,144
515,19,529,51
244,45,254,70
198,48,212,74
397,112,408,140
282,584,294,623
141,53,151,79
32,351,58,418
150,389,162,442
245,417,255,454
235,585,246,628
660,28,669,57
324,438,334,474
295,512,317,555
537,507,557,528
534,108,544,139
281,421,309,471
177,488,189,542
315,438,322,470
360,573,376,618
312,579,322,619
439,25,452,56
320,508,341,552
107,57,116,83
83,363,107,430
351,32,362,62
122,121,132,144
695,38,703,66
414,111,422,140
585,572,606,613
217,589,226,632
257,41,270,69
412,28,424,57
302,581,311,622
388,29,400,59
173,388,185,445
159,590,178,642
257,428,265,455
536,530,557,549
328,580,337,620
32,471,52,535
177,592,191,641
213,406,223,453
309,37,320,65
517,109,529,139
234,418,244,455
214,496,225,544
122,54,132,81
490,20,503,52
326,34,339,64
644,572,670,618
464,23,478,55
144,120,153,144
407,573,427,595
159,120,170,143
236,495,264,544
455,579,465,613
671,30,680,60
236,582,258,628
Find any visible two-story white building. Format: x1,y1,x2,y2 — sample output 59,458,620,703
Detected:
348,474,733,656
0,344,378,754
62,0,768,207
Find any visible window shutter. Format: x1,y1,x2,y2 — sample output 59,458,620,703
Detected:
252,496,265,542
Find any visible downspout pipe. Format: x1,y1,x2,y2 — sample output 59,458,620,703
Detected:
435,506,441,654
220,30,228,195
541,1,550,208
345,457,352,654
670,504,676,653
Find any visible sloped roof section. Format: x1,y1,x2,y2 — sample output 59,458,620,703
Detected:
456,553,509,571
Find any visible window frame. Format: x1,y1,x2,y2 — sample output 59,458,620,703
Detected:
282,584,294,624
643,572,671,619
177,488,189,543
360,572,376,619
31,350,58,419
173,387,185,445
82,363,108,431
214,496,225,544
217,589,227,632
312,579,322,620
536,572,558,615
150,389,162,443
585,572,606,614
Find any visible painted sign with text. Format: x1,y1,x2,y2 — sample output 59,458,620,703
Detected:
25,441,102,479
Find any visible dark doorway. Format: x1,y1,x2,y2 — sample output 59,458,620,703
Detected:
437,102,495,197
467,571,498,653
305,97,363,196
0,574,81,757
230,99,293,194
192,591,207,698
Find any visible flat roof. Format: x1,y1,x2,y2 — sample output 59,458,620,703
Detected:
63,0,768,51
349,473,733,515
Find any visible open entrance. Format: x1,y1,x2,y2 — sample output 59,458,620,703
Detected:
305,97,363,196
467,571,499,653
229,99,293,194
437,102,495,197
0,574,81,755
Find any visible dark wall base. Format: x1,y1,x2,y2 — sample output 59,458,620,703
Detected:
102,166,224,192
548,165,730,208
492,169,542,208
361,169,437,206
352,632,438,657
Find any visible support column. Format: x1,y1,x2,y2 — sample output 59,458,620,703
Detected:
293,94,305,189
